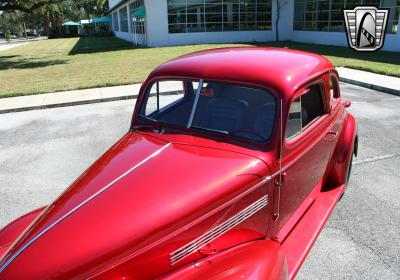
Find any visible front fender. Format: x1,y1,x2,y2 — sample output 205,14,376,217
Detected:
327,112,358,187
160,240,288,280
0,206,46,258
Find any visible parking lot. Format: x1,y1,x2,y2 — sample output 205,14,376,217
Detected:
0,83,399,279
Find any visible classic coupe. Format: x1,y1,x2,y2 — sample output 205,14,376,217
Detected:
0,47,358,279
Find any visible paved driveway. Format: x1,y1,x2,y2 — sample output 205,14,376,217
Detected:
0,83,399,279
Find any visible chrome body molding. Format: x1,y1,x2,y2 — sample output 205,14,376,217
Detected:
0,143,172,273
170,194,269,265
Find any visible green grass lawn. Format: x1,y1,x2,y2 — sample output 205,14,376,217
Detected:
0,37,399,98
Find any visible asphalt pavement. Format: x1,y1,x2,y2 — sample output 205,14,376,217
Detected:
0,83,399,279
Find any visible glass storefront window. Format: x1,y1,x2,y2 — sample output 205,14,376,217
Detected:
119,7,129,32
112,12,119,32
294,0,400,34
168,0,272,33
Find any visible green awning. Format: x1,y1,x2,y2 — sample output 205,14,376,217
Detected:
62,21,81,26
131,6,145,18
92,16,111,24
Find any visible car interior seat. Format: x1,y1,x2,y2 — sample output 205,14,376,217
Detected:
254,102,276,140
200,97,248,132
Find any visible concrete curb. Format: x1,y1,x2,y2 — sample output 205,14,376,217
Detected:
1,74,399,114
339,77,400,97
0,94,138,114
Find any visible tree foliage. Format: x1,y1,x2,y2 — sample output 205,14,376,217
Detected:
0,11,24,35
0,0,65,12
0,0,108,37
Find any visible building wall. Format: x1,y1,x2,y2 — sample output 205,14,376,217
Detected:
283,0,400,52
145,0,275,47
110,0,400,52
114,30,133,42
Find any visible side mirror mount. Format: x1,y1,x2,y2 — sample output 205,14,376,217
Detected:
344,100,351,108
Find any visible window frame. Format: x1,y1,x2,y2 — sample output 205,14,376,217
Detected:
136,77,278,145
293,0,399,34
329,74,340,99
140,79,195,120
167,0,273,34
285,80,328,142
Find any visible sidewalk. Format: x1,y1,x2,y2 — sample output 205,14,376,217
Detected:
0,84,142,114
0,42,27,52
0,67,399,114
336,67,400,97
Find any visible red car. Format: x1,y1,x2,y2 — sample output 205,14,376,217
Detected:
0,47,357,279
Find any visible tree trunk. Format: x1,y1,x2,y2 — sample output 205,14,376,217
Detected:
23,22,27,38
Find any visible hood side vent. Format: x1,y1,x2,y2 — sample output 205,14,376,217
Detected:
170,195,268,265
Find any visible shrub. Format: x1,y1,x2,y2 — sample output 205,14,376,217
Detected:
93,30,113,37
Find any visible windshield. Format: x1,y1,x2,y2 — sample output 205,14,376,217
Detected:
139,79,276,143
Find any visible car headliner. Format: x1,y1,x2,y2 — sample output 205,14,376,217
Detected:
148,47,335,100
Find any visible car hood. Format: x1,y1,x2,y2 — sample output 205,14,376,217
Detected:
0,132,269,279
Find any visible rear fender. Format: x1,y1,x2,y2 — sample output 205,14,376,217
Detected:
159,240,288,280
326,112,358,187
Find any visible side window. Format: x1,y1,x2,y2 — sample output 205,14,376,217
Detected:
286,97,301,138
286,83,326,139
301,84,325,128
144,81,186,116
329,75,340,100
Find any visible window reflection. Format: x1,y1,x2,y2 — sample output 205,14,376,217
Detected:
168,0,272,33
294,0,399,34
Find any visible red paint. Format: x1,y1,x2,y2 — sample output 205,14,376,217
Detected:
0,48,357,279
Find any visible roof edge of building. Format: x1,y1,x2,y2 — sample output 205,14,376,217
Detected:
108,0,130,14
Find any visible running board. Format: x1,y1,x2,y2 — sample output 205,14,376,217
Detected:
281,184,345,279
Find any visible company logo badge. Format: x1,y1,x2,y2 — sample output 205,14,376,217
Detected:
343,6,389,51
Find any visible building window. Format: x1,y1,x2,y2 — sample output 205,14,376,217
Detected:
294,0,400,34
129,0,145,34
119,7,129,32
112,12,119,32
168,0,272,33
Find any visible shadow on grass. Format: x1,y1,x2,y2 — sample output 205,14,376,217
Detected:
69,36,135,55
0,58,67,70
248,41,400,66
0,55,20,59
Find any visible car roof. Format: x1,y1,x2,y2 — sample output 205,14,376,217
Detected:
148,47,334,100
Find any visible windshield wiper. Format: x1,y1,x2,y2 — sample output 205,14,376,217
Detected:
191,125,229,135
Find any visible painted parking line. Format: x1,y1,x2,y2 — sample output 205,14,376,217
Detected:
353,153,400,166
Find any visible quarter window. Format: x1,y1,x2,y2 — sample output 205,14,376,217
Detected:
329,75,339,100
286,84,326,139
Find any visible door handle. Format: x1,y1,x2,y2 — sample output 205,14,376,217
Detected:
324,131,338,142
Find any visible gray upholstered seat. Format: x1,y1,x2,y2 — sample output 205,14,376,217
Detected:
201,98,248,132
254,103,276,140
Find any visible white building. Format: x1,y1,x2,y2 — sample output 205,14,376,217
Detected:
108,0,400,52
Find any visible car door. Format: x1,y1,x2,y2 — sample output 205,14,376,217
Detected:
325,73,344,155
276,81,334,235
